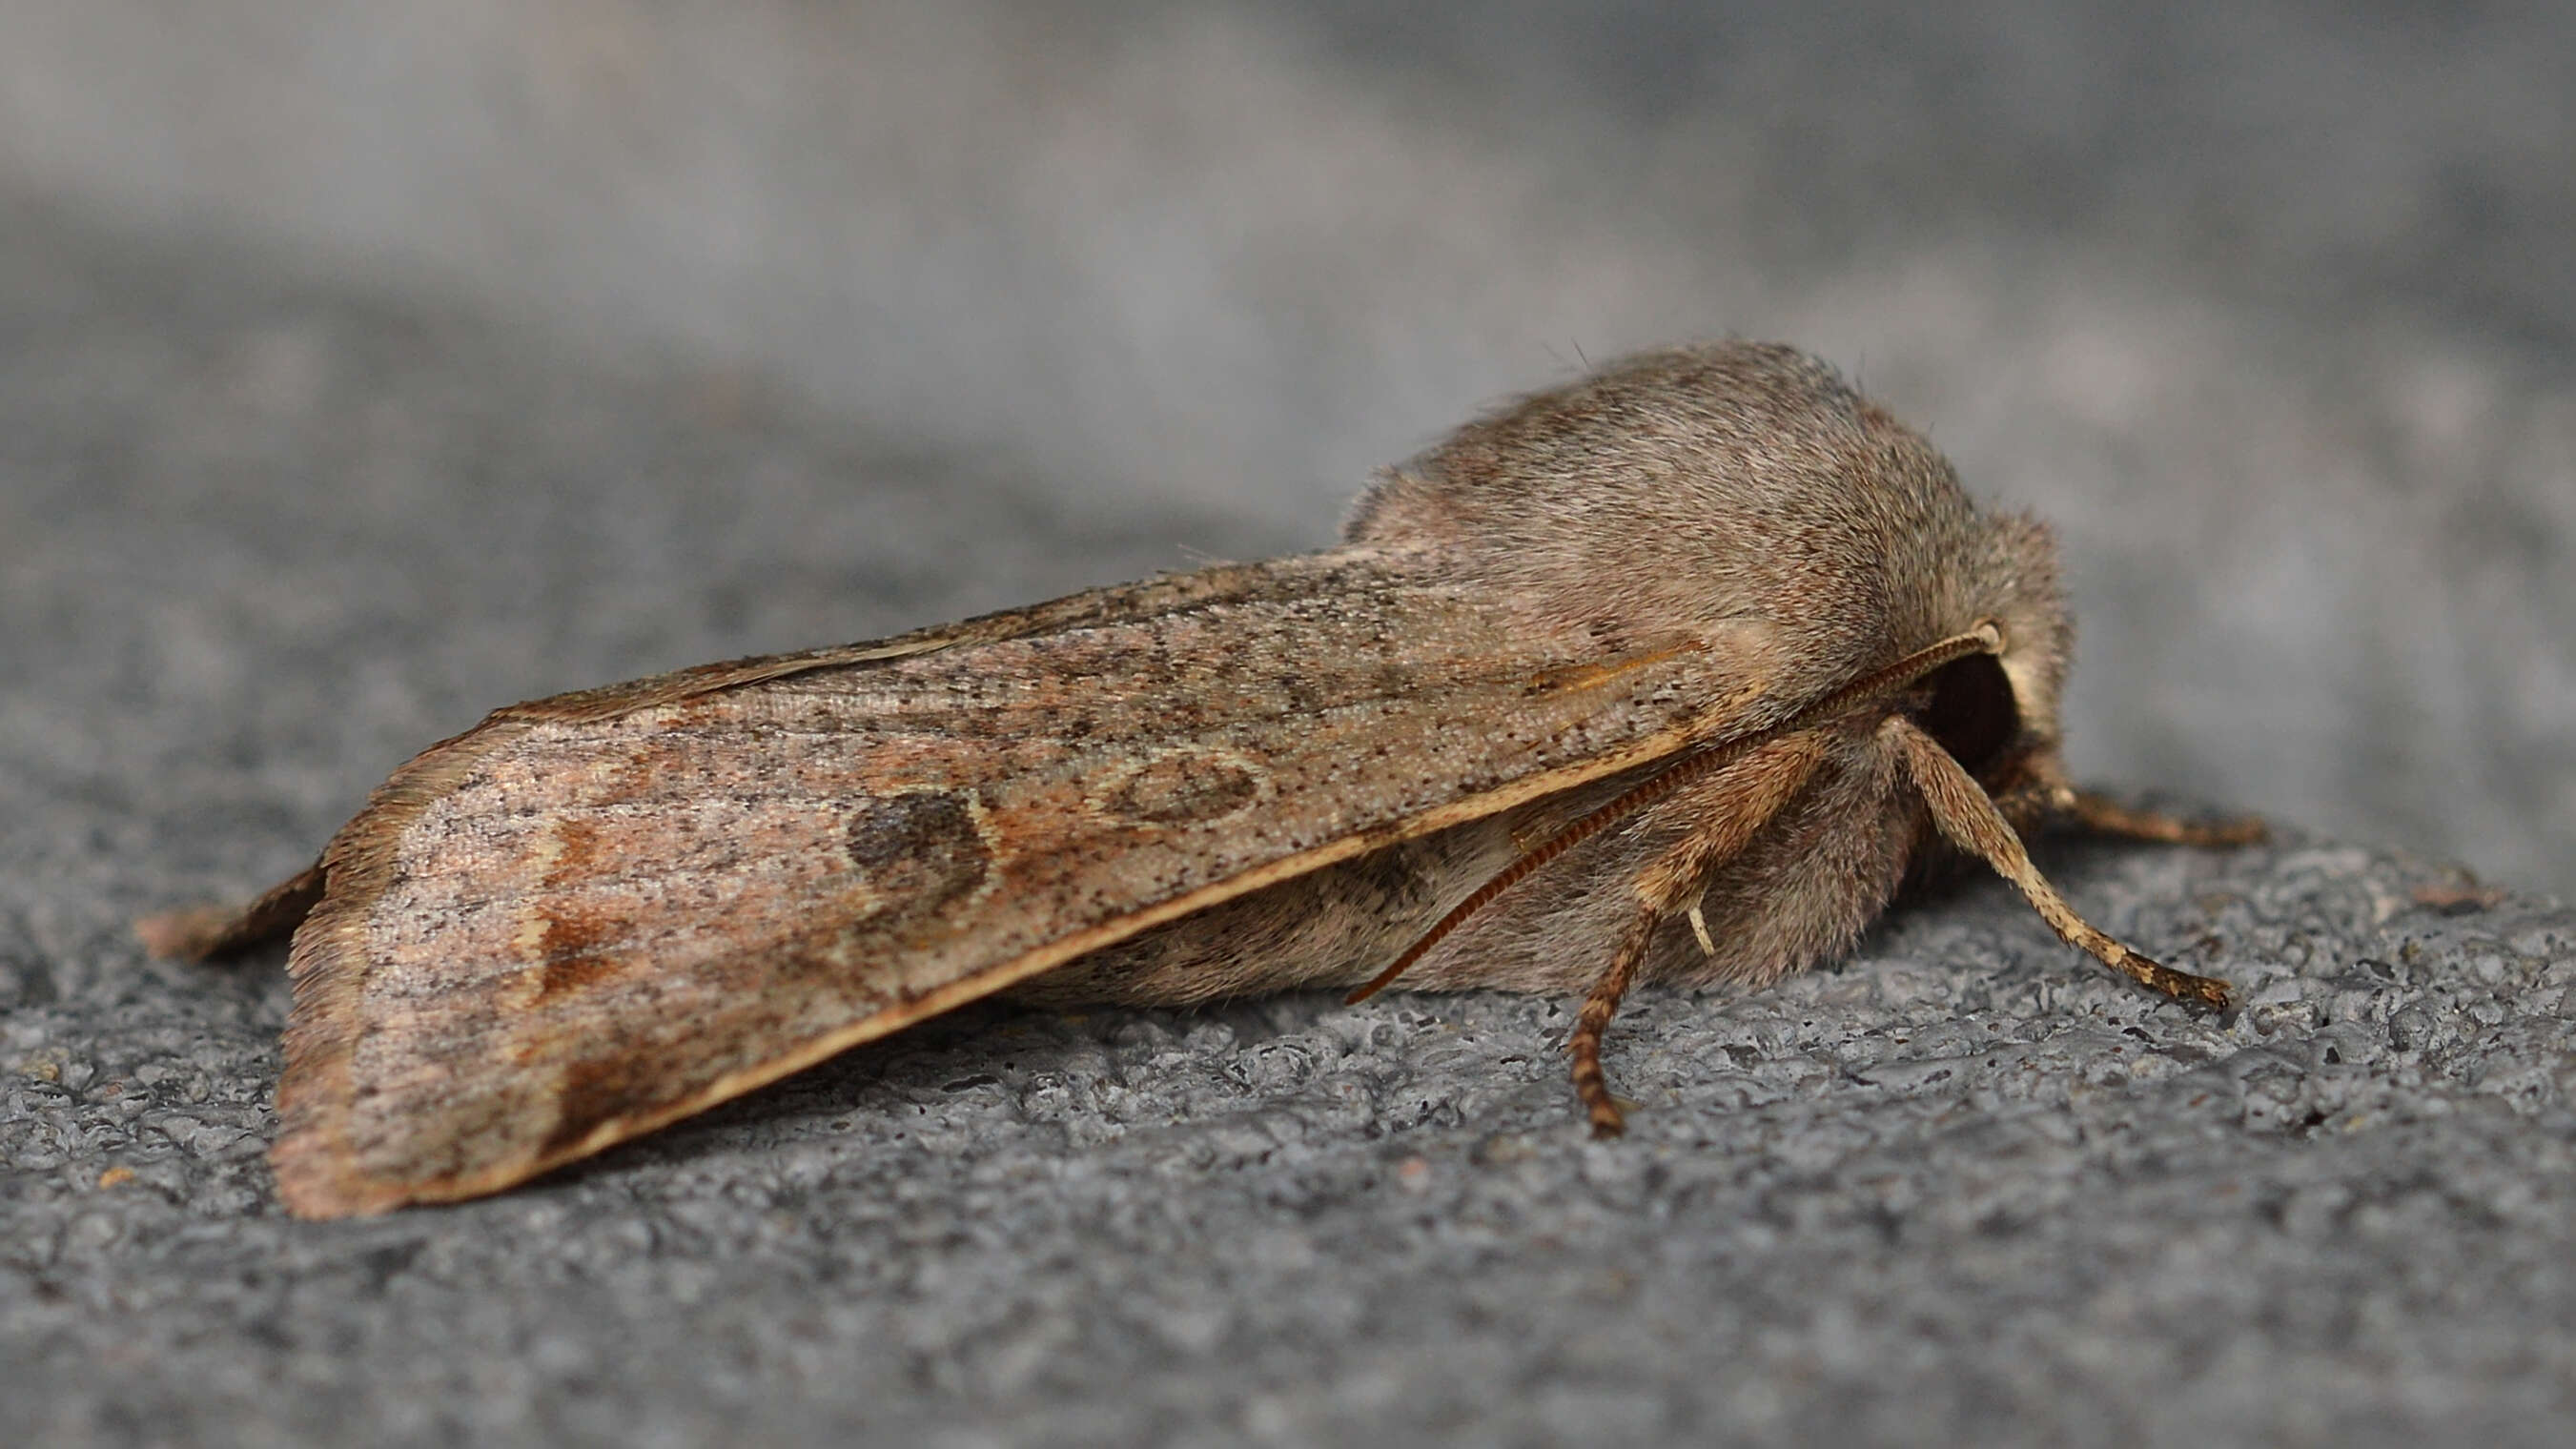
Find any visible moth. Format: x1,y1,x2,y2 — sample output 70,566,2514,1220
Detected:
141,341,2259,1219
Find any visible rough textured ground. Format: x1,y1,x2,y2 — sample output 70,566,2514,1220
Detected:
5,4,2575,1444
13,832,2576,1446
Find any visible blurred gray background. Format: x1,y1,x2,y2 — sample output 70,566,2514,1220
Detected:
8,5,2576,1446
4,0,2569,891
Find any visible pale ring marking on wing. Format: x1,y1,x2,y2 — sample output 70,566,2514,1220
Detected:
1087,745,1274,828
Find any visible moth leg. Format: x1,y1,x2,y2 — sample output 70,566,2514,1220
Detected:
1996,755,2265,847
1989,774,2070,837
1885,716,2232,1009
1571,732,1829,1137
1570,904,1661,1135
2064,788,2268,847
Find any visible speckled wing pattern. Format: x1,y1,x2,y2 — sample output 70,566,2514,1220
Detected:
275,546,1782,1215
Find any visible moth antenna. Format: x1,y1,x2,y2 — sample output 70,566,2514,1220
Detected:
1345,623,2005,1004
1342,741,1748,1003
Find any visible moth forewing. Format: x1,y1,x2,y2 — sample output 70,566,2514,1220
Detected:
256,551,1791,1217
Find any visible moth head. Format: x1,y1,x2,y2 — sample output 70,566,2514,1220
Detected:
1919,509,2074,794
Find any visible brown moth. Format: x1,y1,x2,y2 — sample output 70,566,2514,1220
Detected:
140,341,2260,1219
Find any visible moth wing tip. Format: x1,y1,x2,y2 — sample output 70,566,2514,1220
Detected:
269,1140,406,1220
271,1120,515,1219
133,906,233,962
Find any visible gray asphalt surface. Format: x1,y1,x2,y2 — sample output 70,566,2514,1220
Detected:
6,4,2575,1444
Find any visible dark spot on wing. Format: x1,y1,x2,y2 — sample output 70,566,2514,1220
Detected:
534,906,627,1003
847,789,991,914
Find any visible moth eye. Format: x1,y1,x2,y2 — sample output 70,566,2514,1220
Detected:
1917,651,2019,783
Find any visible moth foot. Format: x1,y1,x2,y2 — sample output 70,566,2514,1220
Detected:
2128,951,2234,1011
1586,1098,1628,1137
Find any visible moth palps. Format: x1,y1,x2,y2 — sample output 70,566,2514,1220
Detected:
141,341,2259,1218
